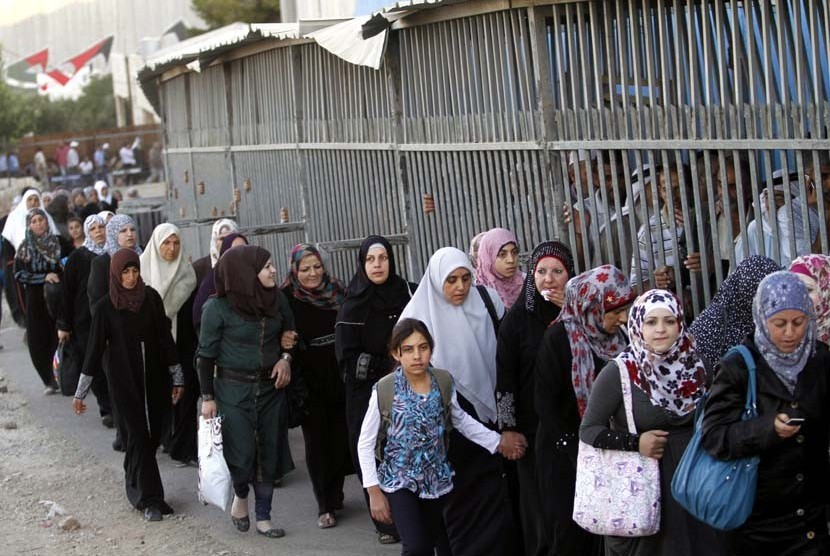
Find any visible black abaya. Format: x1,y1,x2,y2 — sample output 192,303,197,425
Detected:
283,292,352,515
57,246,111,414
23,284,58,387
83,287,179,510
166,293,198,463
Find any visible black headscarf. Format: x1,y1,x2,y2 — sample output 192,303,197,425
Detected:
109,248,146,313
339,235,411,322
522,241,575,323
215,245,276,321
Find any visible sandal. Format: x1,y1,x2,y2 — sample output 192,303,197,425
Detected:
378,533,400,545
317,512,337,529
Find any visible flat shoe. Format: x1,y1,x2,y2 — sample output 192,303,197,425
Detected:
317,513,337,529
231,515,250,532
378,533,400,545
256,526,285,538
144,507,162,522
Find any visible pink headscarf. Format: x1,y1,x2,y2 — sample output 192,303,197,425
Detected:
474,228,524,308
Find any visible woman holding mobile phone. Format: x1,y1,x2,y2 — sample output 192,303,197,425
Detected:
702,271,830,555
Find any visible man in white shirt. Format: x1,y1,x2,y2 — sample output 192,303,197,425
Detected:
119,142,136,167
67,141,80,172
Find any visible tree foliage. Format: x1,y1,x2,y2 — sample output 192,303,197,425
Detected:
0,57,37,144
192,0,281,28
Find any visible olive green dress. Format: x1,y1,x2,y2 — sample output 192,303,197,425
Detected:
198,295,295,485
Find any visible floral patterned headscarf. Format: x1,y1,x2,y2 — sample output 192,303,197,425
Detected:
281,243,346,310
616,289,707,416
555,265,635,417
789,255,830,345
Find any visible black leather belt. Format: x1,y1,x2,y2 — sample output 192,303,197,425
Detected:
216,367,273,383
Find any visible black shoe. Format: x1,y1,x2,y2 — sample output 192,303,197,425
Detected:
231,515,250,532
112,438,125,452
101,414,114,428
144,507,162,522
159,501,174,515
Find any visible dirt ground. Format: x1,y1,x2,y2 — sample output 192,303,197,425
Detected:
0,369,250,556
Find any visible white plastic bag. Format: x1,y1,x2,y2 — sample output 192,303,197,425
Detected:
197,415,233,511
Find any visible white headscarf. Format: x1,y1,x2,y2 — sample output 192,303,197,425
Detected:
94,181,112,205
209,218,239,267
140,223,197,338
2,190,59,249
98,210,115,222
399,247,504,423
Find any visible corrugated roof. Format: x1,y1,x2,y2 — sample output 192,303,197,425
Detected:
362,0,478,38
307,16,388,70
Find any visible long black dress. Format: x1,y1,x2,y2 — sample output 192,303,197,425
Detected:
283,291,353,515
14,249,61,388
83,287,179,510
87,253,111,306
166,293,199,464
534,322,605,556
56,246,111,414
496,293,560,556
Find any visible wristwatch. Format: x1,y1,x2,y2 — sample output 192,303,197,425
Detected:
281,352,293,363
202,394,215,402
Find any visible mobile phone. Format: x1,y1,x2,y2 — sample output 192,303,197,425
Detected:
785,417,805,426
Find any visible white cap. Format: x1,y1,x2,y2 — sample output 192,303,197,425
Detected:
70,140,79,147
102,143,110,150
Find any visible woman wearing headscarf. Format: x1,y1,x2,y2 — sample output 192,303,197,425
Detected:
56,214,112,425
534,265,635,555
399,246,512,556
2,189,59,250
94,180,118,212
335,235,414,545
192,233,248,330
580,289,724,556
789,254,830,347
281,244,352,529
98,210,114,223
198,245,296,539
67,216,85,250
45,192,72,243
475,228,524,308
73,249,183,521
689,256,780,369
80,186,101,220
87,214,142,307
702,272,830,555
140,223,199,466
192,218,239,287
14,208,63,394
495,241,574,556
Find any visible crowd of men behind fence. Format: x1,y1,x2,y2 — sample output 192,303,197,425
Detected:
2,148,830,556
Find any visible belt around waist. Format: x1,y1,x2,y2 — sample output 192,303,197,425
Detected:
217,367,273,383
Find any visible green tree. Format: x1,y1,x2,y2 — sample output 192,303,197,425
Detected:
0,54,37,144
192,0,281,28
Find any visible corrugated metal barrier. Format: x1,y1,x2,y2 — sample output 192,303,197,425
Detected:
158,0,830,316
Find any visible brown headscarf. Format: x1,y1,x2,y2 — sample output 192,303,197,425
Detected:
109,248,146,312
215,245,277,320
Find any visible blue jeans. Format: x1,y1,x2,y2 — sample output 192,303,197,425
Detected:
233,481,275,522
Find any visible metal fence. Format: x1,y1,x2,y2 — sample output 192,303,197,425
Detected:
158,0,830,315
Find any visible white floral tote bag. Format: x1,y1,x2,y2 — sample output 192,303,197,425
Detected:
572,364,661,537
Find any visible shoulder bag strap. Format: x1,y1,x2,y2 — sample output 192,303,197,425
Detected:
476,285,500,335
374,375,395,460
725,345,758,419
617,363,638,435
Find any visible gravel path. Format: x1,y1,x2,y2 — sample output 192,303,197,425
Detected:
0,318,397,556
